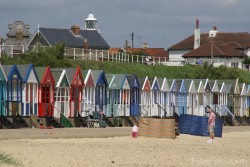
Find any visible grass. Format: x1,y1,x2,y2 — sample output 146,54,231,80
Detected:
68,59,250,84
2,54,250,84
0,152,20,166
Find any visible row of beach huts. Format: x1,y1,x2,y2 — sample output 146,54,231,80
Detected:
0,64,249,128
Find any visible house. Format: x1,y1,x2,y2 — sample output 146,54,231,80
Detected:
168,19,250,68
27,12,110,50
3,21,32,55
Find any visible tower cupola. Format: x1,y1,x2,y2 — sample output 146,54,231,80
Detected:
85,12,99,32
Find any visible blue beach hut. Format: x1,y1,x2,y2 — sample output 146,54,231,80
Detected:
0,64,7,116
2,65,23,116
92,70,108,114
127,74,140,116
176,79,188,116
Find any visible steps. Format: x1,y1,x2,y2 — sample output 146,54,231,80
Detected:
102,115,114,127
0,115,15,129
13,115,30,128
46,116,63,128
60,113,73,128
30,115,42,128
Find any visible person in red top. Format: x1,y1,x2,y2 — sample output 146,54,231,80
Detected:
207,108,216,143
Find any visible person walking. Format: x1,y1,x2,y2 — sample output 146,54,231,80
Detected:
132,124,139,138
207,108,216,143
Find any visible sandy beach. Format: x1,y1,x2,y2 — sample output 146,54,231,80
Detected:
0,126,250,167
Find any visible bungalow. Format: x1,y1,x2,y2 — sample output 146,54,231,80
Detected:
168,19,250,68
26,12,109,51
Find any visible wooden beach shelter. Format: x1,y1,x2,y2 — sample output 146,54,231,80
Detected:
233,79,241,116
139,76,151,116
167,79,178,116
65,67,84,117
106,74,130,117
216,81,228,116
203,79,212,107
224,81,234,114
51,68,70,118
150,76,161,116
222,79,240,116
17,64,39,116
185,79,198,115
176,79,188,116
158,78,170,117
92,70,108,114
193,79,206,116
210,80,220,109
2,65,23,116
127,75,140,116
246,84,250,117
106,74,115,117
36,67,55,117
82,69,95,116
0,64,7,116
239,82,247,117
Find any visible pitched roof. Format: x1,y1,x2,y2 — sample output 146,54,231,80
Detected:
35,27,109,49
6,21,31,37
169,32,250,50
183,42,247,58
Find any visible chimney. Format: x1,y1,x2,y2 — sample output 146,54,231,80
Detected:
209,26,218,38
71,25,80,35
142,42,148,49
194,19,200,49
83,38,88,53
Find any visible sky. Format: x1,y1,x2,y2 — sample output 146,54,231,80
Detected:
0,0,250,49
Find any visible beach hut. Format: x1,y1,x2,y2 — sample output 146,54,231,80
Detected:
106,74,130,117
222,79,240,116
158,78,170,117
2,65,23,116
185,79,198,115
150,77,161,116
65,67,84,117
216,81,228,116
127,75,140,116
106,74,115,117
246,84,250,117
193,79,206,116
168,79,178,116
36,67,55,117
17,64,39,116
92,70,108,114
203,79,212,107
0,64,7,116
239,82,247,116
210,80,220,107
139,76,151,116
51,68,70,118
176,79,188,116
82,69,95,116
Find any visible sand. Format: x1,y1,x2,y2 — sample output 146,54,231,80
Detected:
0,126,250,167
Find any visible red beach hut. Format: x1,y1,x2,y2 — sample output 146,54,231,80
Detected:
36,67,55,117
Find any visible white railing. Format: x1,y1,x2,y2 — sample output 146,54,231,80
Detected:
5,45,246,68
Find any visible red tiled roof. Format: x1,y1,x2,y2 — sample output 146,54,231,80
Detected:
168,32,250,50
182,42,247,58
